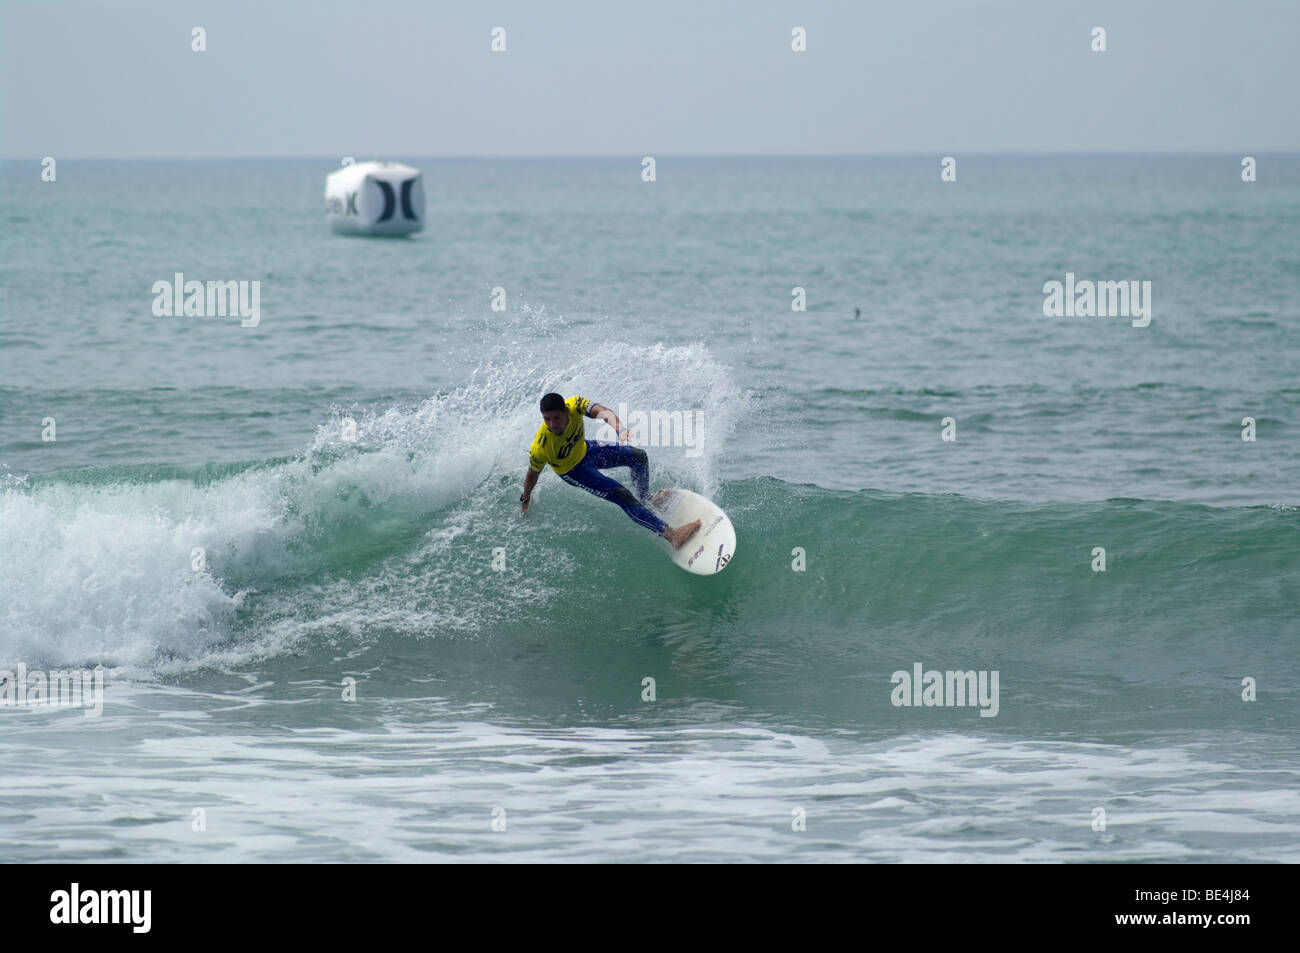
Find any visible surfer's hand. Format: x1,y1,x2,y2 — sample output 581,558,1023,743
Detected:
618,428,630,444
520,496,530,516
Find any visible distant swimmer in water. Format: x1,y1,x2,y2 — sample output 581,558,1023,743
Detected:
854,307,861,319
520,393,703,549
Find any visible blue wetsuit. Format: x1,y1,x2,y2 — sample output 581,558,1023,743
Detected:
559,442,667,534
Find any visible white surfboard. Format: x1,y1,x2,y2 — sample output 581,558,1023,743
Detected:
651,489,736,575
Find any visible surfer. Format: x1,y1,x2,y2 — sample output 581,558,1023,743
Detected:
520,393,702,549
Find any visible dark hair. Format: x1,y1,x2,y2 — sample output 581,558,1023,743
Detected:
539,393,565,413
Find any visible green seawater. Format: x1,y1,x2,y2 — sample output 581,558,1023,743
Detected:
1,157,1297,861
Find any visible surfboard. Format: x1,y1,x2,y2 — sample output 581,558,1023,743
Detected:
651,488,736,575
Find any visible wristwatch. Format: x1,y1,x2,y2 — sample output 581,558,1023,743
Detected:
520,494,527,503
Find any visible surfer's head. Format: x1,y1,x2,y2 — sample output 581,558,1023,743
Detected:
540,392,568,434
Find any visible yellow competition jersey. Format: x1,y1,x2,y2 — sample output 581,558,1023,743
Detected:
528,395,592,475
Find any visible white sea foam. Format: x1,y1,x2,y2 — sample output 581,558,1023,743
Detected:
2,694,1293,863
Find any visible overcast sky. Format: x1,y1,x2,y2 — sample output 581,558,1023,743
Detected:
1,0,1295,158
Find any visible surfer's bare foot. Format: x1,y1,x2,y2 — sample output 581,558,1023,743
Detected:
663,519,702,550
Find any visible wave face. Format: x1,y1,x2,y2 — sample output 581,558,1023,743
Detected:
4,337,1294,738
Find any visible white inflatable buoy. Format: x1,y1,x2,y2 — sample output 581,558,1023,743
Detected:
325,161,425,236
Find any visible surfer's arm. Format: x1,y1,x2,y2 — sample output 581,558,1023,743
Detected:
520,468,540,513
589,403,630,441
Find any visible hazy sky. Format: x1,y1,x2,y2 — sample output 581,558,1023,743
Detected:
2,0,1296,158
